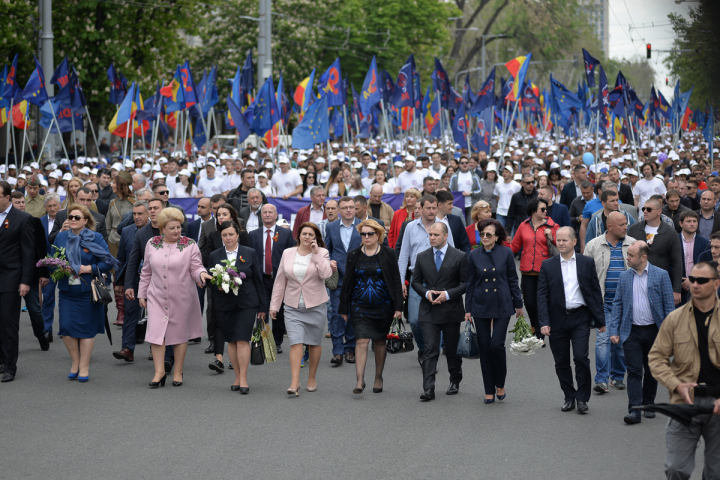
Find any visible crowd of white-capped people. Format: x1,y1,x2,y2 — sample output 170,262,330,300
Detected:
1,126,719,479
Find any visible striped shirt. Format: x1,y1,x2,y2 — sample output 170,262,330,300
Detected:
631,264,654,326
604,240,626,306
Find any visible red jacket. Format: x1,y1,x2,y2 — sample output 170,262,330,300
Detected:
388,208,413,248
510,217,559,273
292,204,327,240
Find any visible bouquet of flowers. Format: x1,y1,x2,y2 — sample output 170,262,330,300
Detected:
509,315,544,356
209,259,246,295
36,246,73,283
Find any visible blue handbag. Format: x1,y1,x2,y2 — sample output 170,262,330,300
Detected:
457,320,480,359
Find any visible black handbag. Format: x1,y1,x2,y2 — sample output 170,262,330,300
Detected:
90,266,113,305
457,320,480,359
387,316,414,354
250,319,265,365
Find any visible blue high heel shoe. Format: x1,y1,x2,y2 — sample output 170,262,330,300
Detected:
484,395,495,404
78,375,89,382
68,371,79,380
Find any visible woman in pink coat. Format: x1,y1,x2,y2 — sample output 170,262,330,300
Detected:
139,208,212,388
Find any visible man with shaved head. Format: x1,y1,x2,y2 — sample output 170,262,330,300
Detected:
585,211,637,394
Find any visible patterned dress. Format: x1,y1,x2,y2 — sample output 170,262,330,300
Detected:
350,252,394,339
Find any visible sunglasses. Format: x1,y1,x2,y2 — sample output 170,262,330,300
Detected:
540,208,547,213
641,207,654,212
157,190,169,195
88,189,98,193
360,232,376,237
523,181,536,185
688,276,718,285
68,215,83,221
480,232,495,238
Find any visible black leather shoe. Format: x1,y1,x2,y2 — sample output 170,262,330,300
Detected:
38,335,50,351
164,360,173,373
44,331,53,343
330,354,343,366
189,337,201,344
0,364,4,374
209,360,224,373
644,411,656,419
239,387,249,394
420,389,435,401
231,385,240,391
204,342,215,354
1,372,15,382
561,400,575,412
276,344,283,354
446,382,459,395
624,412,641,424
577,401,589,414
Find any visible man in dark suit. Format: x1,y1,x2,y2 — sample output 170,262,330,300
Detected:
9,192,50,352
293,186,327,239
248,203,295,353
0,181,35,382
112,200,149,362
325,196,363,365
238,188,265,233
40,193,61,340
695,190,720,241
411,223,468,400
537,226,605,414
539,185,571,228
187,197,212,345
608,167,634,206
352,195,389,247
49,186,108,245
435,190,471,254
124,198,174,371
559,164,588,209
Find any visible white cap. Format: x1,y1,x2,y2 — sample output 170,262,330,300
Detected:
278,157,290,163
178,169,192,177
62,173,73,181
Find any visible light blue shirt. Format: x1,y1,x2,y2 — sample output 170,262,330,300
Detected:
631,264,654,326
428,243,450,301
398,219,456,283
0,204,11,227
339,219,355,251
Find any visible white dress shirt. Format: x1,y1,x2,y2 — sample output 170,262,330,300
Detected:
246,207,260,232
225,245,239,262
309,204,324,225
560,253,586,309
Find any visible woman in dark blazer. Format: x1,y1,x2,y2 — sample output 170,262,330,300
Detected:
465,218,524,404
339,219,403,395
208,221,266,394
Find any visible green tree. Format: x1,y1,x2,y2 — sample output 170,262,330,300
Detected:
665,2,720,109
0,1,41,85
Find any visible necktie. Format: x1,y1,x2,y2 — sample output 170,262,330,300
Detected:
265,229,273,275
435,250,443,272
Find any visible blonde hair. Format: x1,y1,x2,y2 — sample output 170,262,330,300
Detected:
67,203,95,231
61,177,85,208
356,218,386,244
470,200,492,223
157,207,185,233
401,188,421,210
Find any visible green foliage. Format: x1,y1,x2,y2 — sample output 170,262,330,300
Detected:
665,3,720,109
0,0,40,82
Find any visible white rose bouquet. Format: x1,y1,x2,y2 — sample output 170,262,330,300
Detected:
209,259,246,296
509,315,544,356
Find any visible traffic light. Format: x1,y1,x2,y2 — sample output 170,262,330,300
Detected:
647,44,651,59
666,77,669,86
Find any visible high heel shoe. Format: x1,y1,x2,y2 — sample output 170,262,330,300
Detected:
484,395,495,404
286,385,300,396
78,375,89,383
149,374,167,388
68,371,79,380
497,390,506,401
353,381,366,396
306,385,317,392
173,373,183,387
373,377,384,393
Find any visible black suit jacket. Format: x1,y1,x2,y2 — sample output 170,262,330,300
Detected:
125,222,156,293
30,216,49,282
694,209,720,237
559,181,579,209
238,206,261,231
0,206,35,291
446,213,471,254
49,208,108,245
208,246,267,313
187,218,202,243
411,245,467,324
248,226,295,276
618,183,634,206
537,254,605,330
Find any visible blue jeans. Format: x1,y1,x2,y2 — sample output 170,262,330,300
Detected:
594,305,626,384
496,214,507,228
407,286,425,352
42,279,56,333
329,287,355,356
121,297,140,352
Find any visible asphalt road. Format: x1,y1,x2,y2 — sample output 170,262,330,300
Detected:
0,304,705,480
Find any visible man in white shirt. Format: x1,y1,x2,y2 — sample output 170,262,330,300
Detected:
197,162,226,198
271,158,303,199
222,159,245,194
430,151,446,177
164,158,179,193
396,156,426,194
493,166,521,228
634,162,666,210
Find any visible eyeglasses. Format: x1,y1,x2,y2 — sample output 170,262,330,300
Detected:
360,231,376,237
157,190,169,195
480,232,495,238
689,276,718,285
523,181,535,185
641,207,654,213
68,215,83,221
540,208,547,213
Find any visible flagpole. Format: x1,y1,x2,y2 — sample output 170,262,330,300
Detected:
465,109,472,159
501,99,520,157
123,117,130,160
140,123,148,158
151,118,160,172
47,101,70,161
71,109,78,161
19,123,27,172
595,98,600,165
181,110,188,158
173,112,179,154
24,127,35,164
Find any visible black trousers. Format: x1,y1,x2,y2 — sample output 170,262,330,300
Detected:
521,274,543,340
476,316,511,395
0,291,22,375
420,322,462,391
623,324,659,414
263,276,286,346
204,286,215,342
548,307,591,403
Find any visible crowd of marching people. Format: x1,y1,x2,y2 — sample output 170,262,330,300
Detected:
1,125,720,478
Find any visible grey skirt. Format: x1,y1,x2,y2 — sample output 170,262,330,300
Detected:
284,302,328,346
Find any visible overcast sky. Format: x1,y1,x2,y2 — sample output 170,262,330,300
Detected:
607,0,693,100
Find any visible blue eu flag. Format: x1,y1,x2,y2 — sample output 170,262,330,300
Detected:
292,94,329,149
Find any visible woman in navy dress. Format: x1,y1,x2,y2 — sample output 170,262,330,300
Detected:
53,204,115,382
339,219,403,395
